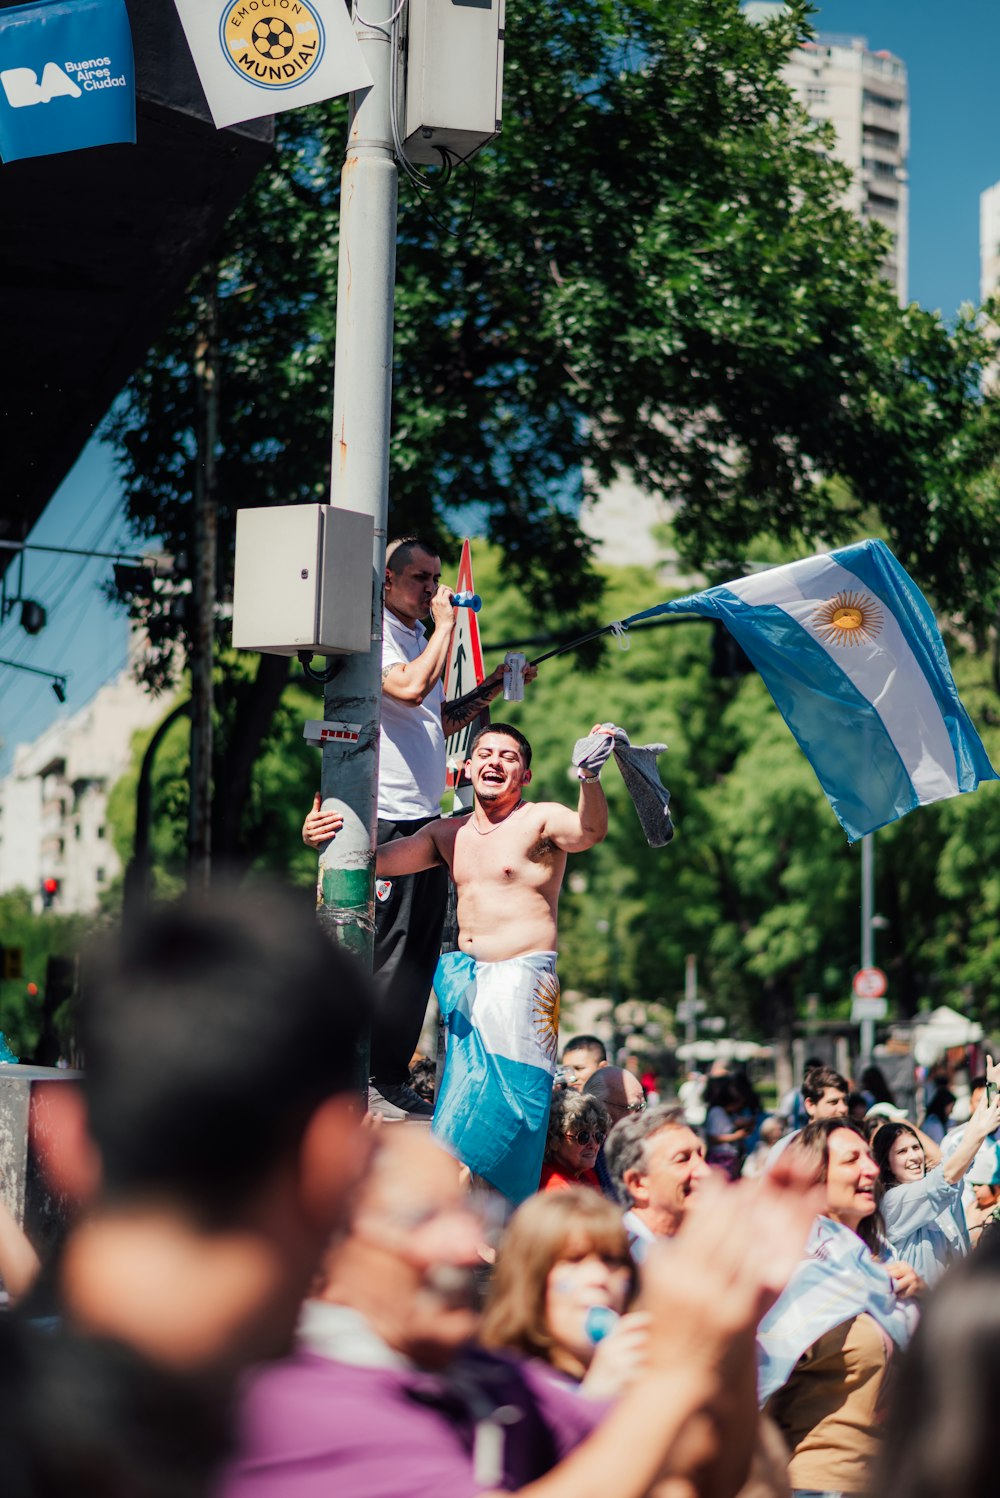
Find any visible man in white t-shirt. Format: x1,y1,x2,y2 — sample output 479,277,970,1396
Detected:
304,537,532,1120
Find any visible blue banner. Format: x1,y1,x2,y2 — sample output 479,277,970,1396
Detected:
0,0,134,163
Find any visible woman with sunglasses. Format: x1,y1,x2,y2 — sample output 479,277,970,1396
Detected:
540,1090,610,1193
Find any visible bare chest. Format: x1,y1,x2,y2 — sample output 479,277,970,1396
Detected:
452,810,562,891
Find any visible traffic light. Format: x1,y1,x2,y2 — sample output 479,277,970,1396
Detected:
0,946,23,981
40,876,60,909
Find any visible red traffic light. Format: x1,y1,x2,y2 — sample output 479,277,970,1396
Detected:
43,878,59,895
26,982,38,997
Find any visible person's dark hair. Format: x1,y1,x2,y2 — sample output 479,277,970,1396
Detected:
408,1056,436,1104
0,1316,232,1498
786,1118,885,1253
874,1242,1000,1498
802,1064,849,1106
469,721,533,769
970,1073,988,1096
860,1065,896,1105
78,886,370,1225
385,536,441,573
924,1088,956,1124
871,1120,924,1199
729,1071,760,1114
704,1073,737,1112
603,1104,688,1205
562,1035,607,1063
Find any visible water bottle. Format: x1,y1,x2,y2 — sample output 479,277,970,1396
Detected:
584,1305,620,1345
503,651,526,702
451,591,482,612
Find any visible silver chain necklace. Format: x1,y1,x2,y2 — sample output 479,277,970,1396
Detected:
470,800,526,835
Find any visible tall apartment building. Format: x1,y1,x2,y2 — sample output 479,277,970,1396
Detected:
0,659,167,915
745,4,909,304
980,180,1000,303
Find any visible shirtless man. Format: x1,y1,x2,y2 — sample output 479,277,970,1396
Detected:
376,721,609,1200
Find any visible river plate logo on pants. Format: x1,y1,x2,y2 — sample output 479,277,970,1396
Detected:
221,0,326,90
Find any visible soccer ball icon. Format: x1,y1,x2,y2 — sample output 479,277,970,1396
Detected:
252,17,295,60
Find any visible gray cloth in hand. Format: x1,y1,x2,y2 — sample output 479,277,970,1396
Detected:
571,726,674,848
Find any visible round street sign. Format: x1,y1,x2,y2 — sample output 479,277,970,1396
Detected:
853,967,888,999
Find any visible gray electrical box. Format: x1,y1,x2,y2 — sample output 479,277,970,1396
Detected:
401,0,505,166
232,505,374,658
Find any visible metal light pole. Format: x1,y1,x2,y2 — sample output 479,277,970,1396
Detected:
859,832,875,1063
317,0,398,1086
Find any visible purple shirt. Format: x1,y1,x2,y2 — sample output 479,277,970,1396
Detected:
222,1344,603,1498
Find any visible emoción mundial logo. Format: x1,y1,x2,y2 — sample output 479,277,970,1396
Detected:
1,53,127,110
221,0,326,91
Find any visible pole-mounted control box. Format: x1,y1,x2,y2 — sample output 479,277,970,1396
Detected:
232,504,374,658
400,0,505,166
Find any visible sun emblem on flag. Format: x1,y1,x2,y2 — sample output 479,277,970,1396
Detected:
531,970,561,1062
813,590,884,647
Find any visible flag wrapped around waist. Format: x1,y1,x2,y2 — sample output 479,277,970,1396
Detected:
757,1216,917,1404
432,950,559,1204
624,539,997,842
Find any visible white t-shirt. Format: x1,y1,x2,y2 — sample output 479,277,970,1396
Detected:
378,611,446,820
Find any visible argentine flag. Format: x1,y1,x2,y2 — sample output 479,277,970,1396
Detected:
757,1216,917,1403
432,950,560,1204
624,539,997,842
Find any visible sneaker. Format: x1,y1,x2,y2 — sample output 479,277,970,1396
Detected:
367,1079,434,1121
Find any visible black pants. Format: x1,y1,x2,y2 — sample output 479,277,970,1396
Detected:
371,815,449,1084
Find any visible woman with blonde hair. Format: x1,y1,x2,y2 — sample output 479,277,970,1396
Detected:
481,1187,642,1398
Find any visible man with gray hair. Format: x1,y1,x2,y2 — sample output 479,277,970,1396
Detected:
604,1105,711,1260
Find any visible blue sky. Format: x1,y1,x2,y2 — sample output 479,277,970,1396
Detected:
2,0,998,774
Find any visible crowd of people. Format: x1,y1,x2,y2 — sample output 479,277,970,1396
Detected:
1,899,999,1498
4,539,999,1495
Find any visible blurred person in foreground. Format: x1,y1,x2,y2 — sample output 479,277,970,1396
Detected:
225,1128,822,1498
541,1090,611,1194
759,1120,924,1498
0,887,373,1498
873,1235,1000,1498
604,1105,711,1258
871,1070,1000,1285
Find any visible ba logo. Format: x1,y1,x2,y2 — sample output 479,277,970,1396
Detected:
221,0,326,90
1,63,81,109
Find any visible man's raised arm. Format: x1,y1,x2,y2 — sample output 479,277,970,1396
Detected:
375,822,446,878
538,726,611,852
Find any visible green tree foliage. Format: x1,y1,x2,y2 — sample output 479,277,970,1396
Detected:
106,667,325,892
103,543,1000,1038
106,0,1000,674
0,891,90,1059
98,0,1000,1022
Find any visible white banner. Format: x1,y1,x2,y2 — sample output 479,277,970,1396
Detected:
172,0,371,130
